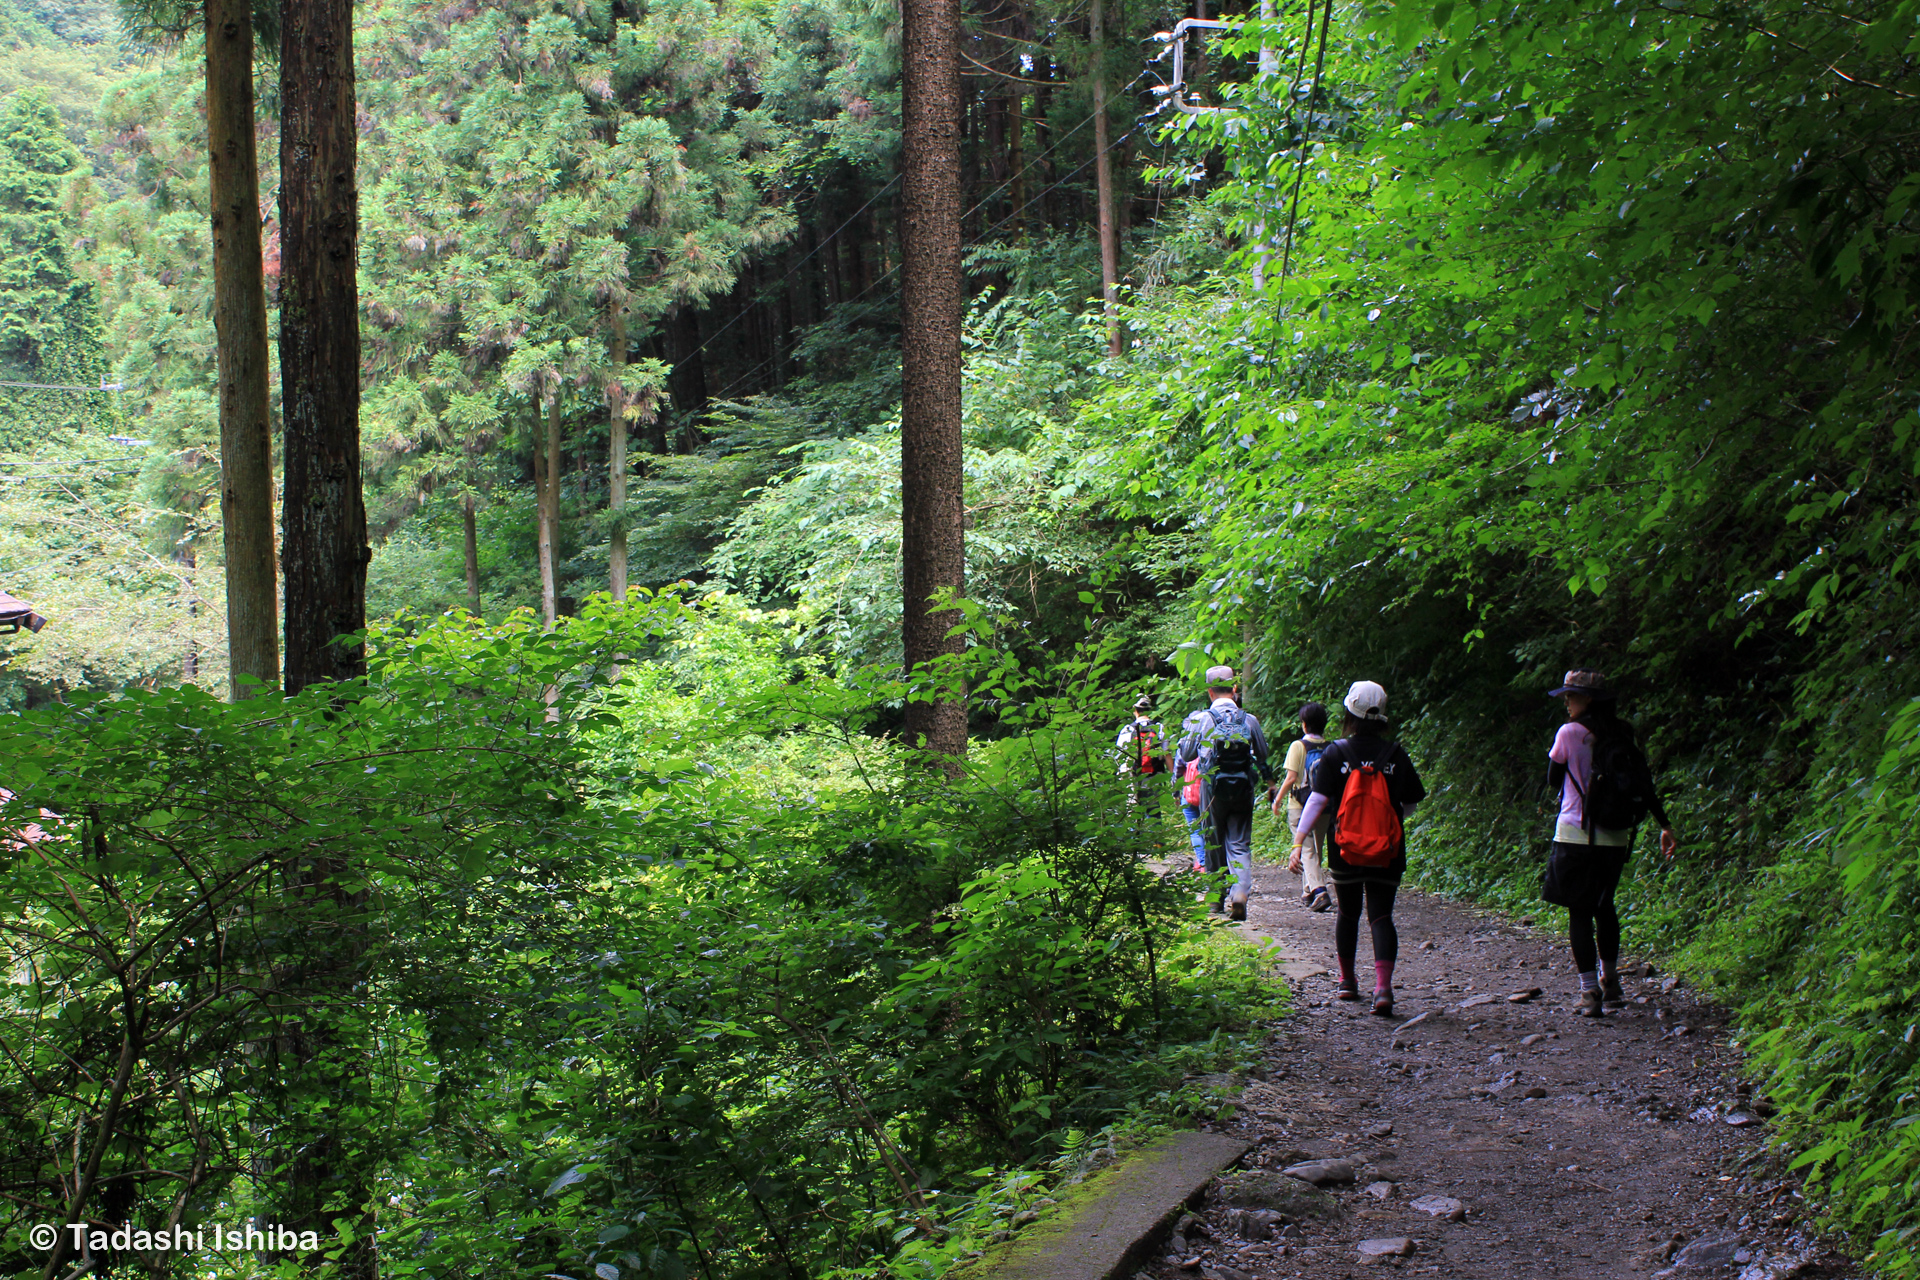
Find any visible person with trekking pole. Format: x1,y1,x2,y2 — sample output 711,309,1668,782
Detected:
1540,669,1678,1017
1274,701,1335,913
1175,666,1278,921
1290,681,1425,1015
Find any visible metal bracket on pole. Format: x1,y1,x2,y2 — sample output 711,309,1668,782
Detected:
1149,17,1237,117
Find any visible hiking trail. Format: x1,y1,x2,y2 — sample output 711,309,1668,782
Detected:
1153,862,1862,1280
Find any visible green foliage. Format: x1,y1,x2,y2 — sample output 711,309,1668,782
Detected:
0,87,112,450
0,599,1282,1280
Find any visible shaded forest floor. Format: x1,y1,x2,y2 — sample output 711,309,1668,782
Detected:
1150,865,1866,1279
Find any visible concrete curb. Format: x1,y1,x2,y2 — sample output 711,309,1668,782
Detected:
967,1131,1250,1280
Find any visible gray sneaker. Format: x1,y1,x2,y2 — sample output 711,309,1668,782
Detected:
1575,989,1604,1018
1601,973,1625,1005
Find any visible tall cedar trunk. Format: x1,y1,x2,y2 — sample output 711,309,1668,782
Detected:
538,392,558,628
463,492,480,613
608,306,629,601
277,0,370,1265
1091,0,1122,355
207,0,277,698
281,0,365,695
899,0,968,761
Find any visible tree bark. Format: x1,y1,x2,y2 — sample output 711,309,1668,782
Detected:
207,0,278,699
463,492,481,614
1091,0,1122,356
608,306,629,602
538,391,558,629
899,0,968,761
280,0,365,697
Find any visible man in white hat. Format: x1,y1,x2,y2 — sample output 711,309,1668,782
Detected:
1173,665,1277,921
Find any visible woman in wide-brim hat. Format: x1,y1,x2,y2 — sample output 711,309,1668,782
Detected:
1542,669,1678,1017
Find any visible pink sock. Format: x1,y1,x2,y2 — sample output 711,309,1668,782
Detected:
1337,957,1356,986
1374,961,1394,993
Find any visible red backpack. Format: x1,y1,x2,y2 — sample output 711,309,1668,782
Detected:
1336,762,1403,866
1137,727,1161,775
1181,759,1202,806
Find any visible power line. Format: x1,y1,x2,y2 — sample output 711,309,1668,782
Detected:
0,380,125,392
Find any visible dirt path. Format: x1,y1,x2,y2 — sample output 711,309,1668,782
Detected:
1157,862,1860,1280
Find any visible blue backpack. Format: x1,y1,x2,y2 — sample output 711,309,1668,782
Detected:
1292,737,1329,804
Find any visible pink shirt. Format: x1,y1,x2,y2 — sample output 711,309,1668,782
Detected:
1549,721,1594,830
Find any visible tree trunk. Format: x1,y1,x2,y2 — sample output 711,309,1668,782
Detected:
899,0,967,761
608,307,629,602
280,0,365,697
277,2,371,1270
1091,0,1122,356
538,391,558,629
207,0,277,699
463,493,480,613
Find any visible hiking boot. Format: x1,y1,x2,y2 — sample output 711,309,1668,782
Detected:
1229,898,1247,922
1310,887,1332,913
1575,989,1604,1018
1371,988,1394,1017
1336,976,1360,1001
1601,973,1625,1005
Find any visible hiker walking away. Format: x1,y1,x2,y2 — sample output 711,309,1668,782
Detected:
1541,669,1678,1017
1171,704,1212,872
1185,666,1278,921
1114,695,1169,798
1274,701,1334,913
1291,681,1425,1015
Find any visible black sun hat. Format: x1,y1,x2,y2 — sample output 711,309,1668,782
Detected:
1547,669,1615,699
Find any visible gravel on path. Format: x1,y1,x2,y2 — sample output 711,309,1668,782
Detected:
1143,861,1861,1280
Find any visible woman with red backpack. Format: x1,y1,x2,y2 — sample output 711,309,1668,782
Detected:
1290,681,1426,1015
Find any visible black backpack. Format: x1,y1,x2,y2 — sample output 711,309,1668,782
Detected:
1576,726,1651,832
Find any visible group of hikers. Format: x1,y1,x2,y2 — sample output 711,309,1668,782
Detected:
1114,665,1677,1018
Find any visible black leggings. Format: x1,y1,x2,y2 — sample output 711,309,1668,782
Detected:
1568,896,1621,975
1558,843,1627,974
1332,879,1399,968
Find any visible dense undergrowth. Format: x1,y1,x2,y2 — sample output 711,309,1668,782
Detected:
0,597,1283,1280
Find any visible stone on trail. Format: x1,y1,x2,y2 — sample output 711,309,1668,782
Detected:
1357,1237,1417,1258
1724,1111,1757,1127
1224,1207,1287,1241
1656,1236,1742,1274
1365,1121,1394,1138
1508,987,1543,1002
1282,1158,1358,1186
1214,1168,1345,1219
1396,1011,1433,1031
1409,1195,1467,1221
1459,993,1499,1009
1202,1266,1252,1280
1520,1033,1549,1047
1365,1180,1393,1199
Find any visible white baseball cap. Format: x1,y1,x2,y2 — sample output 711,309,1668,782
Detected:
1343,680,1388,721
